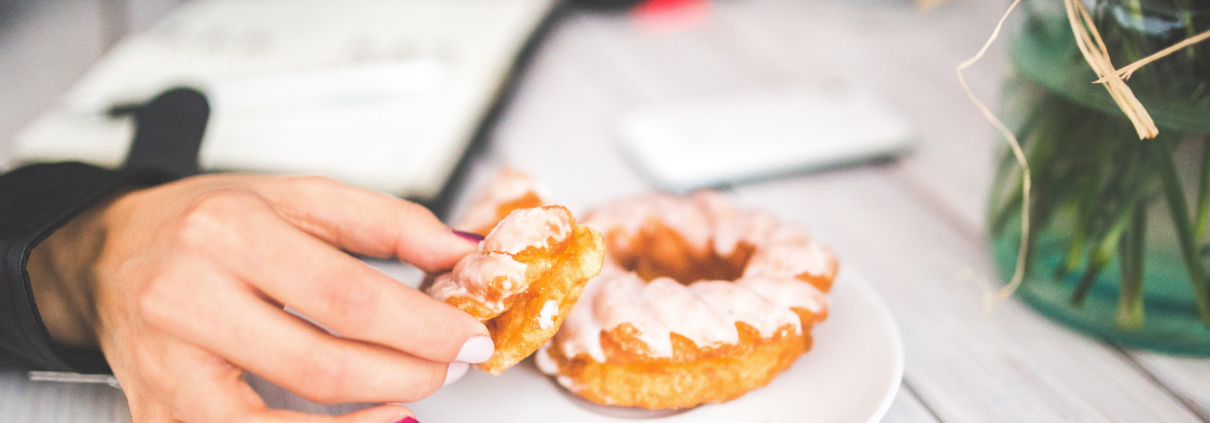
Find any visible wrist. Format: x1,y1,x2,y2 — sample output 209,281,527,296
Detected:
27,190,128,349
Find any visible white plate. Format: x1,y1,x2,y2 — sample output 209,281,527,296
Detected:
408,272,904,422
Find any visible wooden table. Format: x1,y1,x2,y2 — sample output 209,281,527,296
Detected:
3,0,1209,421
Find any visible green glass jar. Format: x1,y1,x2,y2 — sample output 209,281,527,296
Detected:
988,0,1210,354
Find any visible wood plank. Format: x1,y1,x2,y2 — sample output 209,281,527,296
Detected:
0,371,130,423
882,385,942,423
730,168,1203,422
483,13,659,213
1128,352,1210,420
709,0,1009,228
545,0,1007,226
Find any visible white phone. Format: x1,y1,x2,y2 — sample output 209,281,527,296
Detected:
616,82,915,191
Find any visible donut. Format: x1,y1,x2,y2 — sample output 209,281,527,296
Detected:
428,205,605,375
533,192,838,409
454,167,549,236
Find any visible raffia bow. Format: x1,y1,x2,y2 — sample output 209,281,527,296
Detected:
957,0,1210,309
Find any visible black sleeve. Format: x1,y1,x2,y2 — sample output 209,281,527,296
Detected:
0,162,176,373
0,86,209,374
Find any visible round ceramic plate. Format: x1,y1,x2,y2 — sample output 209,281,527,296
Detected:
408,272,904,422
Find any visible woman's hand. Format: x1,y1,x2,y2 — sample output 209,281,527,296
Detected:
27,174,492,423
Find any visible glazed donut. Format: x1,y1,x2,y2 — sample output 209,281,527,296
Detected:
534,192,838,409
455,167,549,236
429,205,605,375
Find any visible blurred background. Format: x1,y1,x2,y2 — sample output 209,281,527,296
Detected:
0,0,184,171
0,0,992,215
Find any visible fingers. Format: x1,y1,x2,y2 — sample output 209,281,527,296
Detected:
126,391,178,423
98,176,469,423
180,368,415,423
130,346,417,423
173,190,487,363
252,176,477,272
140,260,455,404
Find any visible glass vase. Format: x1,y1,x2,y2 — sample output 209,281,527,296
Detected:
988,0,1210,354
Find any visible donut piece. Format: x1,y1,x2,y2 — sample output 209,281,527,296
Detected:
429,206,605,375
535,192,838,409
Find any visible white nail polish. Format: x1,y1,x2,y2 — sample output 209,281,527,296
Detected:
454,336,494,363
443,362,469,387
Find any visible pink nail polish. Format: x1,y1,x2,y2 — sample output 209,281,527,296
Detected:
454,335,495,363
394,417,419,423
444,362,469,387
453,229,485,243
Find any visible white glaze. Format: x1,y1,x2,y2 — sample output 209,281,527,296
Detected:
642,277,740,348
582,196,654,236
428,252,530,310
557,271,610,362
737,275,828,314
558,375,582,393
549,271,827,362
471,253,527,293
591,270,674,357
455,167,547,232
649,194,712,250
730,275,827,311
559,270,680,359
769,224,812,244
740,210,780,245
690,280,802,336
542,193,836,369
537,343,584,391
426,273,467,303
429,206,572,310
484,207,571,255
693,191,743,255
534,342,560,374
582,194,711,251
744,241,835,279
538,299,559,329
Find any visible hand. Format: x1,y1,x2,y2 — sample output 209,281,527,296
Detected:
27,175,492,423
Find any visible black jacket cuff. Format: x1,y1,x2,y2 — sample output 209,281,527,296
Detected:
0,162,176,374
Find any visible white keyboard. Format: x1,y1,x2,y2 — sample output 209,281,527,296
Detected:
14,0,558,200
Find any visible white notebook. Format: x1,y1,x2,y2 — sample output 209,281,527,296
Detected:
14,0,558,200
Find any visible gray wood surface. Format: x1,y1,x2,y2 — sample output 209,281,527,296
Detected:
3,0,1209,421
881,386,940,423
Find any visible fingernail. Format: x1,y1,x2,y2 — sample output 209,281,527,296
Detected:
454,335,495,363
453,229,485,243
444,362,469,387
393,417,419,423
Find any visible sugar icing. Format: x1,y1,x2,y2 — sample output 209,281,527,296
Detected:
546,194,836,364
538,299,559,329
484,207,571,255
455,167,547,232
429,206,572,309
429,252,529,309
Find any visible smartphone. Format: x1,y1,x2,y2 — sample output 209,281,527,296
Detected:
616,82,915,191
